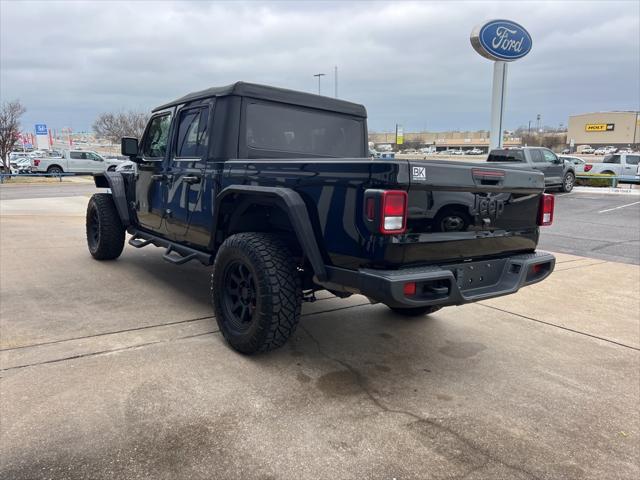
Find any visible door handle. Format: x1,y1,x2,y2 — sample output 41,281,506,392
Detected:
182,176,201,184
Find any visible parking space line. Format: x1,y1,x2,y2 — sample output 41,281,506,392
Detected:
598,201,640,213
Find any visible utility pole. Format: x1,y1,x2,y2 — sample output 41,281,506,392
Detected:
334,66,338,98
313,73,326,95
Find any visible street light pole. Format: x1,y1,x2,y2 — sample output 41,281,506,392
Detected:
313,73,326,95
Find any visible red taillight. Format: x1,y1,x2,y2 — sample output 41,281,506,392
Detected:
403,282,416,296
538,193,554,226
380,190,407,234
584,164,592,172
33,159,40,166
532,263,543,274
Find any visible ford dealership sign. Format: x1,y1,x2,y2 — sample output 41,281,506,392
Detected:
470,19,532,61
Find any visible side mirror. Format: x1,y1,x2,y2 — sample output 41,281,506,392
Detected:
121,137,139,158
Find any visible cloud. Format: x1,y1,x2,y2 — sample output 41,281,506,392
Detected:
1,0,638,133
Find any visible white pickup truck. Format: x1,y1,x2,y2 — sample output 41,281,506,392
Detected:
585,153,640,183
32,150,125,174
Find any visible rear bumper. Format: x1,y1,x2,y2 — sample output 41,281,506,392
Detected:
318,251,555,308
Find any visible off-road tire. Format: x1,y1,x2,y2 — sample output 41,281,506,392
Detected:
561,172,575,193
211,233,302,354
86,193,125,260
47,165,63,174
388,305,442,317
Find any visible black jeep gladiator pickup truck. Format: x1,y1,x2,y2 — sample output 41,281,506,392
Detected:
87,82,555,354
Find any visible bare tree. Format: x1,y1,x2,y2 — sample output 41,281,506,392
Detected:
0,100,26,171
92,110,149,144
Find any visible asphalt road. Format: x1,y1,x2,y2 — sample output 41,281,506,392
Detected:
2,183,639,264
539,191,640,265
1,195,639,480
0,182,96,200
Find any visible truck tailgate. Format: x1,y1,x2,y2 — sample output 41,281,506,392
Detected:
399,160,545,265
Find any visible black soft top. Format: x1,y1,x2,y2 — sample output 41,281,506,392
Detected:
153,81,367,118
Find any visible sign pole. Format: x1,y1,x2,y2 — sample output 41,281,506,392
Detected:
489,61,507,150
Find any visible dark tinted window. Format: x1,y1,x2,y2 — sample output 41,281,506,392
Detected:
246,102,363,157
486,149,525,162
142,114,171,158
175,108,209,158
70,151,85,159
603,155,620,164
626,155,640,165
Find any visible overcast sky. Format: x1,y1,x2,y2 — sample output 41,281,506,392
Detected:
1,0,638,133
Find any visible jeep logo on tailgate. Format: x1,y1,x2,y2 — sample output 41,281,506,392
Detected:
475,195,505,225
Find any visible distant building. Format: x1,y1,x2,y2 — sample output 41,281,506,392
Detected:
567,111,640,148
368,130,521,152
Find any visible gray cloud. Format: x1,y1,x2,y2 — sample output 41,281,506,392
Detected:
1,0,638,133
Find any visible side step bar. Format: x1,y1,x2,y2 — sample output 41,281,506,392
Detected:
127,228,213,266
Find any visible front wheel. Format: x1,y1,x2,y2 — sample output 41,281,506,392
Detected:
387,305,442,317
211,233,302,354
561,172,575,192
86,193,125,260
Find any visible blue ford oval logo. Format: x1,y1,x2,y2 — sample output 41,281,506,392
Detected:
471,19,532,61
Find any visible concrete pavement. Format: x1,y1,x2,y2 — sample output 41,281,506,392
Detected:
1,195,639,480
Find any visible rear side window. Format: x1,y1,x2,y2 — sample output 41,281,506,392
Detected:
625,155,639,165
175,107,209,158
142,114,171,158
70,152,85,159
245,102,364,157
487,150,525,162
604,155,620,164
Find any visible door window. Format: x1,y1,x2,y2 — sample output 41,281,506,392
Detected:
175,107,209,158
141,114,171,158
69,151,85,160
603,155,620,164
530,150,546,163
625,155,639,165
87,152,103,161
542,150,558,163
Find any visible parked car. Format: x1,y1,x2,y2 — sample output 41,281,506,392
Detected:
559,155,587,173
561,148,571,154
86,81,555,354
578,146,595,154
9,158,34,174
487,147,576,192
115,160,136,173
584,153,640,183
468,148,484,155
31,149,125,174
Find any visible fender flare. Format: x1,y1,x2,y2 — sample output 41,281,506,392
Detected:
214,185,327,282
94,172,131,227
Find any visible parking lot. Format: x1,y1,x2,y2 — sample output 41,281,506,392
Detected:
1,182,639,479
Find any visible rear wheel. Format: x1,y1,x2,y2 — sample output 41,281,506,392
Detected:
47,165,63,174
388,305,442,317
561,172,575,192
211,233,302,354
86,193,125,260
